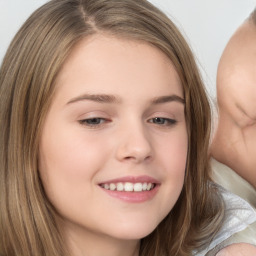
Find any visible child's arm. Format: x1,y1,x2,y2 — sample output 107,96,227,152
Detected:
216,243,256,256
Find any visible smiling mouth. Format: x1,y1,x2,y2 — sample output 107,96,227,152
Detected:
99,182,156,192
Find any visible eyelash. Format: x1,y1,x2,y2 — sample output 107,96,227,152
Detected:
78,118,109,127
78,117,177,128
148,117,177,126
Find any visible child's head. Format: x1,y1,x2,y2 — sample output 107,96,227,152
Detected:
0,0,222,255
213,9,256,187
217,9,256,127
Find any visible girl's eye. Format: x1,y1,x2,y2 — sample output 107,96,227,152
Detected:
79,118,108,127
149,117,176,126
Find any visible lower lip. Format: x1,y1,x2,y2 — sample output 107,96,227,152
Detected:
99,185,160,203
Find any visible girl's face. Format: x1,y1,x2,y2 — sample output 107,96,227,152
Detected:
39,35,187,249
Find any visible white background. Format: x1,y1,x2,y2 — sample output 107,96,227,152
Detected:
0,0,255,97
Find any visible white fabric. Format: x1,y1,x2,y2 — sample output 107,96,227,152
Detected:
194,188,256,256
211,158,256,208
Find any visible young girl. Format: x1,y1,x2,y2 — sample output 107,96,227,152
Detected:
0,0,255,255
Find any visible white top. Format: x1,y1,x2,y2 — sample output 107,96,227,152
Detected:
194,187,256,256
211,158,256,208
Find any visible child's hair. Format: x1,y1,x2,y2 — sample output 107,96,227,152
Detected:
0,0,224,255
250,8,256,25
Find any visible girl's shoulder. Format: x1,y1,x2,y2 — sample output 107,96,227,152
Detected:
194,186,256,256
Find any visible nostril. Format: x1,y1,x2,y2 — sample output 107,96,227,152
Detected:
123,154,152,163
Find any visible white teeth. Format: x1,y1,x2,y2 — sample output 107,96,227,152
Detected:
101,182,155,192
142,182,148,191
116,182,124,191
109,183,116,191
124,182,133,192
134,183,142,192
104,184,110,190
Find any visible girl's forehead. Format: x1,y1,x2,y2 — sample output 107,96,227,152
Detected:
59,34,176,74
54,34,183,102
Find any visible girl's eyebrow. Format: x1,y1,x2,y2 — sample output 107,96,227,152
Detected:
66,94,121,104
151,95,185,104
66,94,185,105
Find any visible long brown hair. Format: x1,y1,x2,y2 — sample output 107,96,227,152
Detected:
0,0,224,255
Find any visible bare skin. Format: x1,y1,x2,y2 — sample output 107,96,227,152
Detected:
217,243,256,256
211,19,256,188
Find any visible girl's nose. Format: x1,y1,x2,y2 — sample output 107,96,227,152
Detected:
115,124,153,164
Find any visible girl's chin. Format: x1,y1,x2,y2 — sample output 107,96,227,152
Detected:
108,225,157,241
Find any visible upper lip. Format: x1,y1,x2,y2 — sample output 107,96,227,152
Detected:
99,175,160,184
